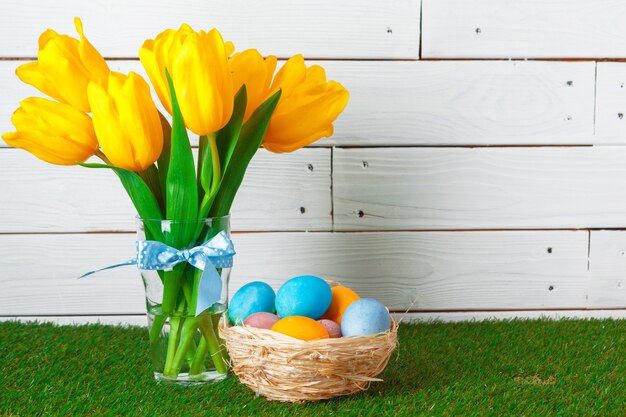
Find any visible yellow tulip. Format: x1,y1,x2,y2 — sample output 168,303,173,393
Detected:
16,18,109,113
2,97,98,165
263,55,349,153
139,24,233,135
87,72,163,171
230,49,278,121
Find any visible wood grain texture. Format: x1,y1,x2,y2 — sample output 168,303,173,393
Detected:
0,231,590,315
588,231,626,308
334,147,626,230
422,0,626,58
595,63,626,144
0,60,596,147
0,0,420,59
0,148,331,232
6,310,626,325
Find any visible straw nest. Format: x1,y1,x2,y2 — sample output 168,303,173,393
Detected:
219,318,398,402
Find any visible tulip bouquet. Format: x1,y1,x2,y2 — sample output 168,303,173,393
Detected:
3,18,348,383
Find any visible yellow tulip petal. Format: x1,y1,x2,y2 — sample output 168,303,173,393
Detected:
38,37,91,111
140,24,233,134
74,17,109,86
264,81,349,152
21,20,109,112
172,37,221,135
3,130,94,165
15,62,64,104
305,65,327,84
88,81,135,170
139,40,172,114
117,73,163,170
271,54,306,93
88,72,163,171
225,41,235,56
230,50,278,121
38,29,58,50
17,97,97,147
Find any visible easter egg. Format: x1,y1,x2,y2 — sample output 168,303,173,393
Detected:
321,285,360,324
317,319,342,338
271,316,330,341
275,275,332,320
228,281,276,325
243,312,280,329
341,298,391,337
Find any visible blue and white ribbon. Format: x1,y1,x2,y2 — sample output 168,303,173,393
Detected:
81,231,235,316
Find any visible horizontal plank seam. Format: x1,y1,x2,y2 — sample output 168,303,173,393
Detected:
4,57,626,62
0,144,604,150
393,308,626,313
0,56,421,62
331,145,596,149
3,228,626,236
420,57,626,62
5,308,626,318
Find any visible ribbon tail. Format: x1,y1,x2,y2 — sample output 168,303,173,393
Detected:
79,259,136,279
195,259,222,316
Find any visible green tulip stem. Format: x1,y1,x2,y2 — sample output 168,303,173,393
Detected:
163,316,183,377
168,316,200,377
189,337,210,376
162,268,183,315
163,300,186,377
149,314,167,344
208,133,221,196
199,315,228,375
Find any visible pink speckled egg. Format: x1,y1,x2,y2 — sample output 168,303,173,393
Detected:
317,319,342,338
243,312,280,329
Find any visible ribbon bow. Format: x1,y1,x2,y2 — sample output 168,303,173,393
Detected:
81,231,235,316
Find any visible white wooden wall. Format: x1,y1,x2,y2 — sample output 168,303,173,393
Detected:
2,0,626,325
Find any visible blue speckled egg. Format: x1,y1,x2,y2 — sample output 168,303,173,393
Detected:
275,275,332,319
228,281,276,325
341,298,390,337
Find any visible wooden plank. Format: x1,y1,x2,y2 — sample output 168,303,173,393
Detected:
0,60,596,147
5,310,626,326
0,0,420,59
588,231,626,308
334,147,626,231
422,0,626,59
0,148,331,232
595,63,626,144
0,231,589,315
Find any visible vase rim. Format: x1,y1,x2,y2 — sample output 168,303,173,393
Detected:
135,214,231,223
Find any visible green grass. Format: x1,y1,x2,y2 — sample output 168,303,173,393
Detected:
1,319,625,416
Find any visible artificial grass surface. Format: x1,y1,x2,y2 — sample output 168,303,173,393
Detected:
1,320,625,416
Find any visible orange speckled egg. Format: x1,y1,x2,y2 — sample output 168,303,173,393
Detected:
321,286,360,324
271,316,330,341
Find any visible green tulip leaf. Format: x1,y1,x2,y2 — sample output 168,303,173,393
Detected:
196,86,247,220
139,164,164,216
165,70,199,249
78,162,163,241
157,112,172,208
209,89,281,218
216,85,247,173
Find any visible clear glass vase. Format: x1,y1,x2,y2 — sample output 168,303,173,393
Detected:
137,216,231,385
